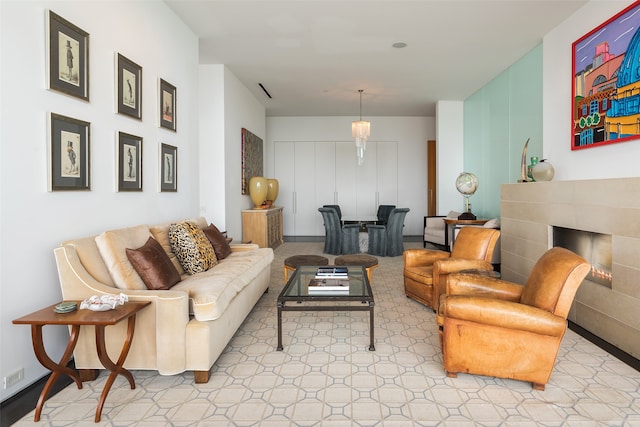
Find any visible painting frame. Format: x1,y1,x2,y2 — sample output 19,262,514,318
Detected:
241,128,263,195
117,53,142,120
160,143,177,192
117,132,142,192
572,1,640,150
47,10,89,101
159,79,177,131
48,113,90,191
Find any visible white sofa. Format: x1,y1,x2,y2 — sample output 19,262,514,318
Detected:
54,217,273,383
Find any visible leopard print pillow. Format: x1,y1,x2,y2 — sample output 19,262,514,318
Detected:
169,221,217,275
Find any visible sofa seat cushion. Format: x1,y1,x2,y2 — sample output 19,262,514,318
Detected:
404,265,435,285
95,224,153,290
174,248,274,321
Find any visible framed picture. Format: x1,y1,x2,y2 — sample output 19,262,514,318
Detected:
117,53,142,120
47,10,89,101
118,132,142,191
572,1,640,150
159,79,177,131
160,143,177,192
241,128,263,194
48,113,90,191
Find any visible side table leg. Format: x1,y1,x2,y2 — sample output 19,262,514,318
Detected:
31,324,83,422
94,315,137,422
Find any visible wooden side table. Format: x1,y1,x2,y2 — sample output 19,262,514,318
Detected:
13,300,150,422
443,218,489,249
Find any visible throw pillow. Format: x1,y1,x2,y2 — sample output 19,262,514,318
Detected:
169,221,217,275
202,223,232,260
126,237,181,290
95,224,153,290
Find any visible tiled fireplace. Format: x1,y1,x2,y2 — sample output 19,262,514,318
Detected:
501,178,640,359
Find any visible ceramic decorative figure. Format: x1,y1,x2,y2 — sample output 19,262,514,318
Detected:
531,159,555,181
528,156,539,181
249,176,268,208
266,178,279,207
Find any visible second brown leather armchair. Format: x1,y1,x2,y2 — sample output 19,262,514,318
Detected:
438,247,590,390
403,227,500,310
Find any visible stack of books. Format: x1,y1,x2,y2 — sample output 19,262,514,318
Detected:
315,266,348,278
308,267,349,294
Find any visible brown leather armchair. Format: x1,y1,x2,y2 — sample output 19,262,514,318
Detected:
403,227,500,310
438,247,590,390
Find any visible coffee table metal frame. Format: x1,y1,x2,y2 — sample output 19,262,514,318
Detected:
277,265,375,351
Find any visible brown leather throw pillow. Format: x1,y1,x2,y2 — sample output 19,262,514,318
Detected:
126,236,181,290
202,223,232,260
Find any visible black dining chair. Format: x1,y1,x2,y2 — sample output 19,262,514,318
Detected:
367,208,410,256
376,205,396,225
318,207,359,255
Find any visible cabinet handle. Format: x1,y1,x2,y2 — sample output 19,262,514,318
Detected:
293,192,297,214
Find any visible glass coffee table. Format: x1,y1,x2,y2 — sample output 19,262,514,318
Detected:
277,265,375,351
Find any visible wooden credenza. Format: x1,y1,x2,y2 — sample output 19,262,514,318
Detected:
241,206,284,249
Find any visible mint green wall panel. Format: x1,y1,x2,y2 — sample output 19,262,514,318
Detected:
463,44,542,219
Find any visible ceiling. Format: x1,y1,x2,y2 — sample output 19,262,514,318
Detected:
165,0,588,117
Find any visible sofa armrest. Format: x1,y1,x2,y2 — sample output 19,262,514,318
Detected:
54,245,190,374
440,295,567,337
230,243,260,252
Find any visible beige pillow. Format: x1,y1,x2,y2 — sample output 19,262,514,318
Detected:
169,221,217,275
95,224,152,290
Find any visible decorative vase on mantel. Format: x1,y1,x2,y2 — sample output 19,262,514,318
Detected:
266,178,279,207
249,176,268,209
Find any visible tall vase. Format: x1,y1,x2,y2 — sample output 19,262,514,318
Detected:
266,178,279,207
249,176,268,209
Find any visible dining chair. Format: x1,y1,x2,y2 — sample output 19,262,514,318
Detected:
318,207,359,255
367,208,409,256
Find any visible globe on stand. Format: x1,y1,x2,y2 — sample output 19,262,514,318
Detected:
455,172,479,220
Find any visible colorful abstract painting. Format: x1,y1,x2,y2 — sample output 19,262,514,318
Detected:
572,1,640,150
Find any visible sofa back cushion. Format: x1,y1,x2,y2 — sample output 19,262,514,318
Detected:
126,237,181,290
169,221,217,275
95,224,152,290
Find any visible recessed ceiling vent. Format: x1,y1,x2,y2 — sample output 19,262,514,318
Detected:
258,83,272,99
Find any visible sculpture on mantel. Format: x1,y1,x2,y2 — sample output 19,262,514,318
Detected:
518,138,531,183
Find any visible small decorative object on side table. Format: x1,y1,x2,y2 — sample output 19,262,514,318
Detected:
13,300,150,422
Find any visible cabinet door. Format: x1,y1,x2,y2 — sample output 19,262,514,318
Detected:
376,142,398,207
315,142,336,235
356,142,377,216
274,142,295,235
293,142,316,235
334,142,358,217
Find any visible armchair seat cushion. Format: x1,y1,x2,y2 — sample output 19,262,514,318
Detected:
403,265,434,284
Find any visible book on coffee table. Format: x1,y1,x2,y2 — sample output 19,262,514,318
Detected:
308,278,350,293
315,267,348,279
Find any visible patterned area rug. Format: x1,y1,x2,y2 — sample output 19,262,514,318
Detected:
14,242,640,426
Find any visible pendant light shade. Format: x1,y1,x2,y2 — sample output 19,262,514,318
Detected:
352,90,370,165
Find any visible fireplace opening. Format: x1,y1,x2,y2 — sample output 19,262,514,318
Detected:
552,226,612,287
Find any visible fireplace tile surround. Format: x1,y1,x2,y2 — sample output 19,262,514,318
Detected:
501,177,640,359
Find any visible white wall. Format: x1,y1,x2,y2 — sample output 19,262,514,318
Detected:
0,1,199,401
543,0,640,180
436,101,465,215
265,116,434,235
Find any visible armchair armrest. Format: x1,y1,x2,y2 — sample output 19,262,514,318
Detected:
446,273,523,302
439,295,567,337
403,248,450,267
433,258,493,275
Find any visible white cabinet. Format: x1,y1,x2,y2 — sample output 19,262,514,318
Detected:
275,140,398,236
